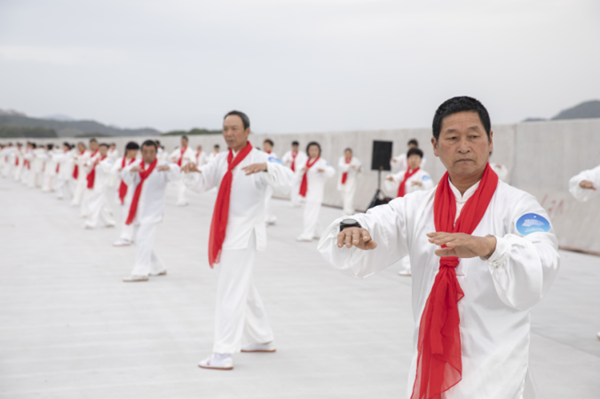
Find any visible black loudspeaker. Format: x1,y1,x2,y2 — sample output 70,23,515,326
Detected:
371,140,393,171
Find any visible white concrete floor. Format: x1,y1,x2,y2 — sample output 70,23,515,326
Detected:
1,176,599,399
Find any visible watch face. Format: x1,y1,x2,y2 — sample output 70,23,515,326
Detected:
342,218,357,224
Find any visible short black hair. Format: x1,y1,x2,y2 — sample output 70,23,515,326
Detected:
407,147,423,159
408,139,419,147
63,142,70,148
344,147,352,153
181,135,189,141
89,138,98,143
224,110,250,130
432,96,491,140
155,140,161,145
31,143,37,148
141,140,158,150
99,143,109,148
292,141,299,146
214,144,220,149
47,143,54,150
110,142,116,146
126,141,140,151
306,141,321,156
264,139,274,146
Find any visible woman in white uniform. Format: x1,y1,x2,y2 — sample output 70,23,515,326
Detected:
337,148,362,216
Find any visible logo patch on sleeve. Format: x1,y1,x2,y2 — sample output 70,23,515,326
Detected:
516,213,551,235
422,175,431,181
267,156,282,165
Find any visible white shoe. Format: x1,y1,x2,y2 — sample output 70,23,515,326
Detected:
296,236,312,242
122,275,149,282
398,269,412,277
241,341,276,353
198,354,233,370
113,238,132,247
105,223,116,228
150,270,167,276
83,224,93,230
176,202,188,207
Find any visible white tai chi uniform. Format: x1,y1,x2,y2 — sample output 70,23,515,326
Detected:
1,146,15,178
569,164,600,202
80,150,100,217
21,150,33,185
121,160,181,276
491,163,509,182
53,150,74,199
393,152,427,172
337,156,362,215
282,150,308,207
184,147,293,354
263,151,280,225
13,147,23,181
107,148,120,187
156,147,169,163
111,156,138,242
386,168,435,272
208,151,221,163
71,150,90,206
169,146,195,206
40,150,58,192
297,158,335,240
84,157,116,228
195,151,208,167
30,148,45,188
318,179,559,399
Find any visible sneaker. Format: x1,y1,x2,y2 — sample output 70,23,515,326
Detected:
176,202,189,207
150,270,167,276
198,354,233,370
106,223,116,228
123,275,149,282
241,342,276,353
398,270,412,277
113,238,132,247
296,236,312,242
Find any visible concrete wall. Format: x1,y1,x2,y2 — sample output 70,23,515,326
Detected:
3,118,599,253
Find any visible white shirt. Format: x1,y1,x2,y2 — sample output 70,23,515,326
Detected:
318,179,559,399
195,151,208,167
490,163,509,182
88,156,114,193
296,157,336,203
184,147,293,251
282,150,308,173
569,164,600,202
337,156,362,192
52,151,74,179
393,152,427,170
386,168,435,196
107,148,119,161
169,146,195,167
121,160,181,224
208,150,221,163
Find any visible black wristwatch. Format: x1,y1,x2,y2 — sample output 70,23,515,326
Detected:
340,218,362,231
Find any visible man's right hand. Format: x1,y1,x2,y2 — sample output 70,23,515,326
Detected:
182,163,201,174
130,166,141,173
337,227,377,250
580,180,596,190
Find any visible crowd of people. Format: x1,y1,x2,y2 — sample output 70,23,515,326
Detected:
0,96,598,398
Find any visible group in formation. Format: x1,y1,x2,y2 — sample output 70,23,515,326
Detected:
1,96,599,399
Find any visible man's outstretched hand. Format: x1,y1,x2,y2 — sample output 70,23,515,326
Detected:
182,163,201,174
242,163,267,175
337,227,377,250
427,232,496,258
580,180,596,190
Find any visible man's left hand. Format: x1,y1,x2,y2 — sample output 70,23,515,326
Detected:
157,165,170,171
427,232,496,258
242,162,267,175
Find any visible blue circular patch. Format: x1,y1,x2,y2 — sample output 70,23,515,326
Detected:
516,213,551,235
268,156,282,165
422,175,431,181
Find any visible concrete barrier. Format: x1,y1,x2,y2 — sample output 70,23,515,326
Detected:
2,118,599,254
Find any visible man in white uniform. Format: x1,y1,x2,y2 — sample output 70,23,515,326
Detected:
31,143,45,188
80,139,100,218
391,138,427,172
489,152,509,182
83,143,116,229
568,162,600,339
13,142,24,181
1,143,14,178
318,96,559,399
40,144,58,192
337,148,362,216
195,144,208,167
262,139,279,225
208,144,221,163
281,141,307,208
53,143,74,200
296,142,336,242
112,141,140,246
182,111,293,371
70,142,89,207
169,135,195,206
121,140,181,282
156,140,169,162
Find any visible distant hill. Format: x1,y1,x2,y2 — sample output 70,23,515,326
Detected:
551,100,600,120
0,110,161,138
523,100,600,122
162,128,221,136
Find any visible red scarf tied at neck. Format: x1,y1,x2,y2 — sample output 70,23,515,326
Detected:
397,167,420,198
298,156,319,197
411,164,498,399
118,157,136,205
341,157,351,184
72,151,84,179
177,147,187,167
208,142,253,268
291,152,298,172
86,154,106,189
125,159,158,225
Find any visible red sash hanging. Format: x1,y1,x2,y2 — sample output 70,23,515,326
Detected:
177,147,187,167
118,157,136,205
397,167,420,197
125,159,158,225
291,152,298,172
298,156,320,197
86,155,107,189
341,157,351,184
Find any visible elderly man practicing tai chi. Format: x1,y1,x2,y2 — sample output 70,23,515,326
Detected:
182,110,293,371
318,96,559,399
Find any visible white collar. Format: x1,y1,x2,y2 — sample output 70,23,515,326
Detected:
449,178,480,204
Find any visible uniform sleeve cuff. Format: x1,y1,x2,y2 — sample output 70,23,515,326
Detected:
481,235,510,267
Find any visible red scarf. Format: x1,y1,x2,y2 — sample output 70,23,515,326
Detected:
118,157,136,205
298,156,319,197
125,159,158,225
291,152,298,172
86,155,107,189
411,164,498,399
177,146,187,167
397,167,420,197
341,157,351,184
208,142,253,268
195,151,202,164
72,151,83,179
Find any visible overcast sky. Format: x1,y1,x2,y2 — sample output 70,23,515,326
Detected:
0,0,598,133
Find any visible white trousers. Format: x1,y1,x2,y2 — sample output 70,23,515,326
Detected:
213,233,274,354
399,256,411,272
299,200,322,240
2,163,12,177
118,203,134,241
85,188,115,227
264,186,276,224
131,222,166,276
42,175,55,192
71,179,87,206
55,177,72,199
340,189,356,215
290,181,302,207
176,181,187,205
13,166,22,181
